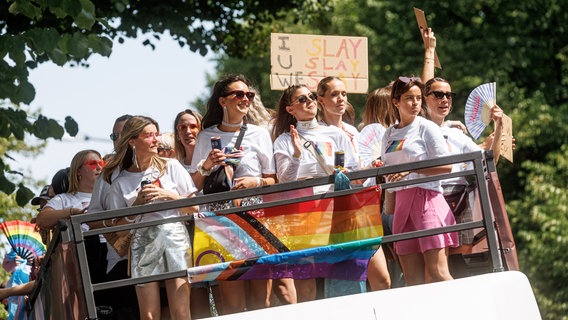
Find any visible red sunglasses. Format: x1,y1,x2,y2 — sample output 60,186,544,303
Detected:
83,159,107,170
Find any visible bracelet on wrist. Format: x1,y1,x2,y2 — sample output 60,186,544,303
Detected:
102,219,109,228
123,216,137,223
196,159,213,176
256,177,261,187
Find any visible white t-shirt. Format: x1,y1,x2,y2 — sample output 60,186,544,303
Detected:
319,121,360,160
109,159,197,222
358,123,387,168
440,125,481,185
89,168,121,214
190,124,276,179
381,116,450,193
274,124,359,182
89,169,125,270
45,192,91,231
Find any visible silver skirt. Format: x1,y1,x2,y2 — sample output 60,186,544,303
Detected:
130,222,192,278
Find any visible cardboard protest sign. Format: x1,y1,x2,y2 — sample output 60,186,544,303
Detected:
270,33,368,93
413,7,442,69
500,113,513,163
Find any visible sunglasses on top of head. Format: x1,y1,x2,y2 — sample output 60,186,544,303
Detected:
397,76,421,84
223,90,255,100
428,91,457,100
293,93,318,104
83,159,107,170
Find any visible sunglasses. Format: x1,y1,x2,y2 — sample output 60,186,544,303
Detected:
397,76,421,84
139,132,162,140
157,147,171,153
176,124,199,132
223,90,255,100
109,132,119,141
293,93,318,104
428,91,456,100
83,159,107,170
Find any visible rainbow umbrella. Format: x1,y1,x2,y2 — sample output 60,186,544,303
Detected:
0,220,46,265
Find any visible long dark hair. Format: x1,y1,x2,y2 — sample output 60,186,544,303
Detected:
272,85,309,139
201,74,252,129
390,76,426,123
424,77,450,95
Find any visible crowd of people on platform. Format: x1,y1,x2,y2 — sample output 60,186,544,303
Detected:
2,27,507,320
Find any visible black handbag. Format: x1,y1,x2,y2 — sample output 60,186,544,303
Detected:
202,123,247,195
203,166,232,194
442,183,475,215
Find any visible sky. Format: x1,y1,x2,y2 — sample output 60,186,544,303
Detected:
12,34,216,193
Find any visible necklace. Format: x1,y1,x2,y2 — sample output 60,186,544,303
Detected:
296,118,318,129
221,120,243,128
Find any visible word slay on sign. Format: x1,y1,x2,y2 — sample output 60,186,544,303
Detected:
270,33,369,93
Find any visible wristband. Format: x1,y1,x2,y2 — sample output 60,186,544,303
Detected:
102,220,109,228
256,177,261,187
123,216,137,223
196,159,213,176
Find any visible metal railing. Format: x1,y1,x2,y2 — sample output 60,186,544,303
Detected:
30,150,504,319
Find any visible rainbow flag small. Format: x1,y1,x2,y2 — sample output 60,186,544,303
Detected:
385,139,405,153
190,187,382,282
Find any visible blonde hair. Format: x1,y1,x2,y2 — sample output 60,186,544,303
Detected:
68,149,102,194
159,132,175,150
103,116,167,184
246,87,273,128
173,109,202,164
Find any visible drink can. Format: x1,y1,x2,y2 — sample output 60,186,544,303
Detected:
334,151,345,169
140,179,152,189
210,136,222,150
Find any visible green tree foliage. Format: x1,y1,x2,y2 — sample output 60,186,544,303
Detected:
206,0,567,318
0,0,332,205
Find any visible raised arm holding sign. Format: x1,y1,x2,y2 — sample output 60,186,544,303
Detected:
414,7,442,69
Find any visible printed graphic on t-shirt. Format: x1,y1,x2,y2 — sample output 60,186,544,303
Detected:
386,139,406,153
313,141,334,157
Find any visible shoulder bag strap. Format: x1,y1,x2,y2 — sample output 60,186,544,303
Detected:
224,123,247,186
298,133,335,176
234,123,247,150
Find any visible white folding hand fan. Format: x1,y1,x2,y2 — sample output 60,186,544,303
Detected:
465,82,496,140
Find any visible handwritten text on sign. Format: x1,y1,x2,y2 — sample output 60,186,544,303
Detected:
270,33,368,93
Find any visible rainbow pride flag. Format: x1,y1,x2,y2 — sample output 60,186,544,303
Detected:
189,187,382,282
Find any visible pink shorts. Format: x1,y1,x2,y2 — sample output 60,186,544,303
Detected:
393,187,458,255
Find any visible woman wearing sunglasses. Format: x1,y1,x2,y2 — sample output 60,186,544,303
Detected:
272,84,359,302
36,149,105,230
381,76,458,286
35,150,111,304
190,74,276,315
104,115,199,320
174,109,202,173
421,28,503,257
